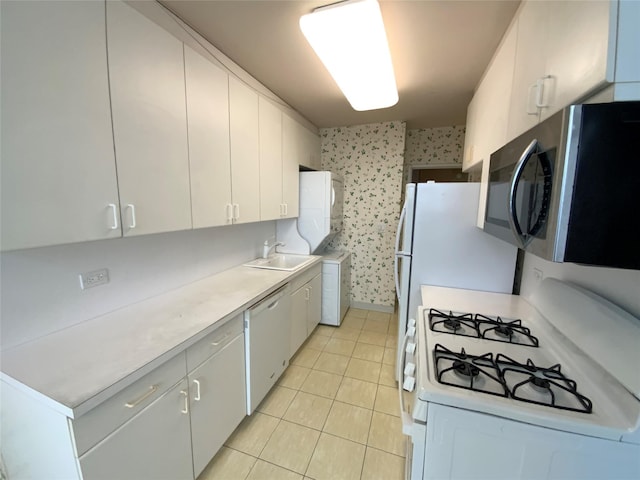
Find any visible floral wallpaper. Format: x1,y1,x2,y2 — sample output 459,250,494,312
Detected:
320,121,406,309
402,126,466,185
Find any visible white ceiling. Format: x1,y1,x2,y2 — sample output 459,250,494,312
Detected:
159,0,520,130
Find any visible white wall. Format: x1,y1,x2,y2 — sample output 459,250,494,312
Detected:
520,253,640,319
0,222,275,349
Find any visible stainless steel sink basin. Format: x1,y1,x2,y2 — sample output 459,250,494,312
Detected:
243,254,316,272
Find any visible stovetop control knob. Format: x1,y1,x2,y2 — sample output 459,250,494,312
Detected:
405,342,416,355
404,362,415,376
406,325,416,337
402,376,415,392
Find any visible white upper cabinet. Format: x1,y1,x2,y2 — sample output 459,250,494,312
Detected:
302,127,322,171
0,1,120,251
107,0,192,237
229,77,261,224
259,98,284,220
184,45,233,229
540,1,615,120
462,20,517,172
507,0,619,140
281,114,302,218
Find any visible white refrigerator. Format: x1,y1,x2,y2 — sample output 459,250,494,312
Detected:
394,182,518,378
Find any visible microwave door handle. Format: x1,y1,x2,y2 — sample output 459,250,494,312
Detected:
509,139,538,248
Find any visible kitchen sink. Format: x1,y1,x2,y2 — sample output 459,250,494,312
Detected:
243,254,316,272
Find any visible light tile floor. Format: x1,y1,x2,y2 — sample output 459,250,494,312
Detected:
199,308,405,480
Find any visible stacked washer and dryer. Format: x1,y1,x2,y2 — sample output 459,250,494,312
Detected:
277,172,350,326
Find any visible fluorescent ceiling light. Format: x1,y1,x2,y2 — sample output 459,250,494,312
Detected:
300,0,398,112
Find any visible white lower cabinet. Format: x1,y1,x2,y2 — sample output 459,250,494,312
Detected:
307,274,322,334
79,379,194,480
289,265,323,358
188,333,246,477
3,340,245,480
290,283,310,357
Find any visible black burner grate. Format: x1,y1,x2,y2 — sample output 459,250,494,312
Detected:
432,346,593,414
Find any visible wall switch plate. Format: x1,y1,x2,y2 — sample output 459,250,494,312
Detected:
79,268,110,290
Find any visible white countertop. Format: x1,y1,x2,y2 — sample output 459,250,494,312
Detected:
1,258,321,418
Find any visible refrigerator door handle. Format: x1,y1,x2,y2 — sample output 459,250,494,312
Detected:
395,254,401,301
394,252,410,301
395,201,408,255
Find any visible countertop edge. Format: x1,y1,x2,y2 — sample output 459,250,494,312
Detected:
1,257,323,418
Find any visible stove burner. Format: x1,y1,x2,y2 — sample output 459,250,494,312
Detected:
443,318,461,331
475,314,539,347
529,375,551,391
453,359,480,378
428,309,478,338
494,325,514,338
433,344,508,398
496,355,593,414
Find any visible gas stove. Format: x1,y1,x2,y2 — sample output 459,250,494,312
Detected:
400,280,640,480
428,309,591,413
401,282,640,441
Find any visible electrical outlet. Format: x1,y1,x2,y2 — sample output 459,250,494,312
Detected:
79,268,110,290
533,268,543,281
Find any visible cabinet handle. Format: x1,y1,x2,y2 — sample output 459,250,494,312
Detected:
283,203,288,216
211,333,230,346
193,379,201,401
180,390,189,414
124,385,158,408
305,288,310,301
108,204,119,230
233,203,240,221
226,203,233,223
127,204,137,229
535,75,552,108
267,300,279,310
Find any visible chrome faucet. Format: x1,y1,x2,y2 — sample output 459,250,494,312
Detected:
262,240,285,259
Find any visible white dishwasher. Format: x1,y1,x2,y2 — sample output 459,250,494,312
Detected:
320,251,351,326
244,285,291,414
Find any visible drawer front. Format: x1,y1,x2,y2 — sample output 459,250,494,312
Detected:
289,263,322,292
73,352,187,456
186,314,243,372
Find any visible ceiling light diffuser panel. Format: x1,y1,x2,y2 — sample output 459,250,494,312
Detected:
300,0,398,112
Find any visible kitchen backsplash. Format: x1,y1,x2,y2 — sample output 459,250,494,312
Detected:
403,125,466,185
0,222,275,349
320,121,406,310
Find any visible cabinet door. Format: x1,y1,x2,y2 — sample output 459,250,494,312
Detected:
107,1,191,237
304,128,322,171
0,0,120,251
290,285,309,358
189,334,246,477
79,379,193,480
229,77,260,224
307,274,322,334
259,98,283,221
184,45,232,229
281,115,300,219
540,0,614,121
507,1,547,140
462,94,480,171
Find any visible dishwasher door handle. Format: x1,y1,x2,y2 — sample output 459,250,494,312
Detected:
267,300,279,310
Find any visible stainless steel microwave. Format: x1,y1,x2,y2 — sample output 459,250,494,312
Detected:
484,101,640,270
